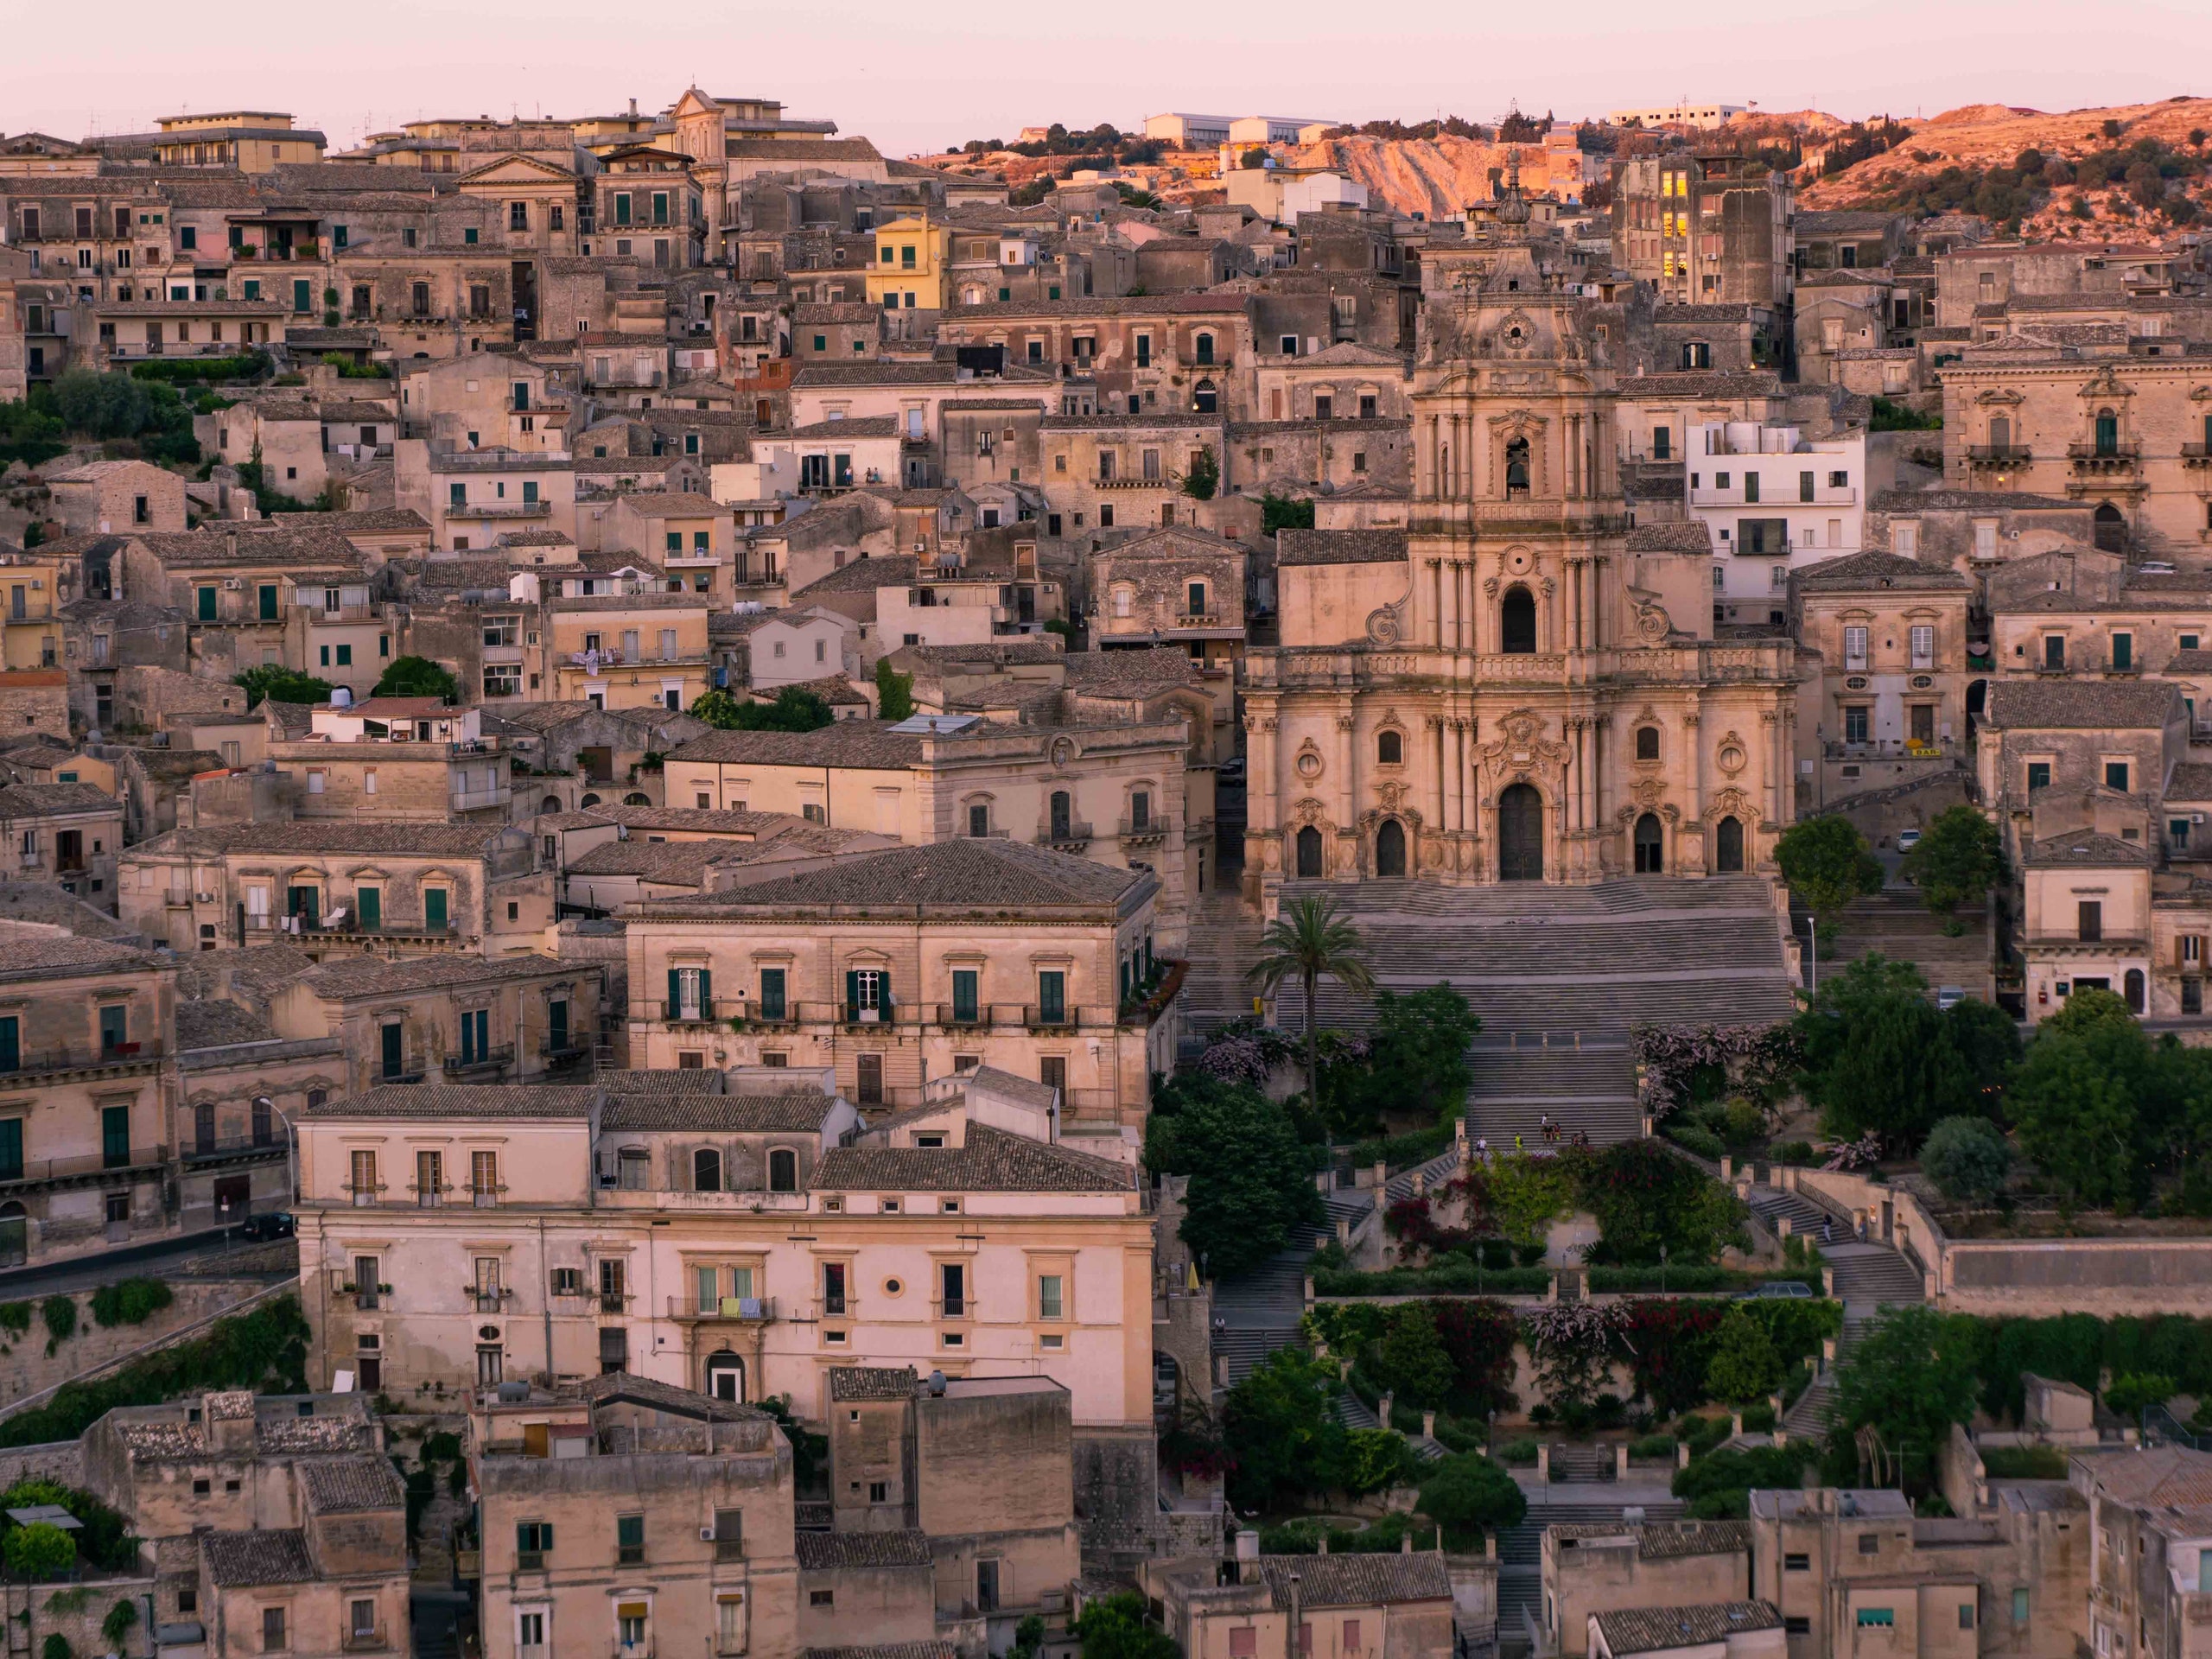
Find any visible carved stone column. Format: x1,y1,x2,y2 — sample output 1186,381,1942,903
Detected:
1336,711,1357,855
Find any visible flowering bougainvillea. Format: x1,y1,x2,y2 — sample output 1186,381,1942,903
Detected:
1633,1023,1801,1122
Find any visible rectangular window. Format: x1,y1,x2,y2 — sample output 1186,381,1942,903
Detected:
1037,969,1066,1025
102,1104,130,1167
417,1148,442,1206
2028,761,2051,791
351,1148,377,1203
425,888,448,931
2113,632,2133,671
1960,1604,1976,1630
1039,1273,1064,1321
2013,1590,2030,1624
2107,761,2130,792
1800,470,1815,502
1910,625,1935,669
616,1513,644,1565
758,969,786,1022
1843,626,1869,669
262,1607,286,1651
0,1119,21,1183
472,1150,499,1205
952,969,979,1024
823,1262,848,1316
99,1003,128,1054
2079,900,2103,943
939,1261,966,1318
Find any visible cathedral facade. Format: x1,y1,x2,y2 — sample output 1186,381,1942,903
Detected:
1240,188,1802,909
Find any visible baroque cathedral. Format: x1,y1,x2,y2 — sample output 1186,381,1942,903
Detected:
1240,173,1802,906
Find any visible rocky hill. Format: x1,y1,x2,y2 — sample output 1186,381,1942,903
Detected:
1274,134,1584,219
1799,96,2212,239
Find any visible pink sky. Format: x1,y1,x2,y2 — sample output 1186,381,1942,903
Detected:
5,0,2207,162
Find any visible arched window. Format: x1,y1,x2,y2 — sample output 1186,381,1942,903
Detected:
1635,726,1660,761
1633,813,1664,874
579,792,601,809
1377,729,1402,766
2094,502,2126,552
2094,408,2120,456
1192,379,1217,415
693,1148,721,1192
704,1351,746,1402
1504,435,1531,497
2126,968,2145,1014
1502,587,1537,654
1375,819,1407,878
624,791,651,806
1295,825,1324,879
540,795,563,815
1715,815,1745,873
767,1148,798,1192
1050,791,1072,840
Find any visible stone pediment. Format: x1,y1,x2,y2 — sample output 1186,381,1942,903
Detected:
457,152,578,187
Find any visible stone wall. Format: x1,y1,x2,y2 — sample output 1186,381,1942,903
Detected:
1072,1425,1160,1571
1943,1238,2212,1317
0,1439,86,1488
0,1278,276,1414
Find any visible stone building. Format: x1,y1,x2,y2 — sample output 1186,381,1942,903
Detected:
1239,181,1799,905
2072,1446,2212,1659
1543,1522,1753,1658
1791,550,1973,793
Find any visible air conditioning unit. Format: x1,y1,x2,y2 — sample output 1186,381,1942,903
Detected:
222,577,242,591
196,891,217,903
700,1527,716,1541
2195,814,2206,825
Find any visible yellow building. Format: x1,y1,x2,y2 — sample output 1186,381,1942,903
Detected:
866,214,951,313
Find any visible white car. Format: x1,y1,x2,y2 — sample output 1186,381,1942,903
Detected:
1897,829,1923,853
1936,987,1965,1012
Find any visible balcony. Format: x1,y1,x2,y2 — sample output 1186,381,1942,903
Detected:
662,1000,719,1026
2184,443,2212,469
449,785,512,813
183,1133,284,1166
665,1294,777,1322
463,1286,512,1313
1024,1004,1081,1033
600,1292,630,1314
1118,814,1169,845
0,1042,166,1088
1173,613,1223,630
342,1630,391,1653
1041,820,1094,850
934,1003,994,1030
442,1046,515,1080
0,1144,168,1187
2068,442,2140,475
1964,444,2033,467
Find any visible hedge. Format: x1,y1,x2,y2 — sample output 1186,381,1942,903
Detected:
1316,1263,1551,1296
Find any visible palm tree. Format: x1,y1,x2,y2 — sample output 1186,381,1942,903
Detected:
1246,895,1376,1109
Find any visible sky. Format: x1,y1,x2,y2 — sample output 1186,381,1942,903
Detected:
5,0,2209,162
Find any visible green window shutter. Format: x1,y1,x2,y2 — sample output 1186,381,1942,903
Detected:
698,969,711,1013
0,1118,20,1180
258,584,277,620
424,888,448,931
0,1015,16,1072
197,587,217,621
668,969,682,1016
846,969,860,1019
358,888,380,931
879,971,890,1013
292,279,310,312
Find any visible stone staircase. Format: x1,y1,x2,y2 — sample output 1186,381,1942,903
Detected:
1745,1186,1927,1441
1496,1497,1687,1655
1547,1444,1617,1483
1179,882,1265,1033
1274,878,1793,1148
1800,887,1991,998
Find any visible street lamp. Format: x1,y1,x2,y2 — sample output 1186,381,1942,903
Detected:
254,1095,300,1209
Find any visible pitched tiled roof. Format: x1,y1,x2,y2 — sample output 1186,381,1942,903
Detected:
202,1529,319,1587
829,1365,919,1402
1255,1553,1452,1609
0,782,119,817
2166,763,2212,801
302,1084,600,1121
816,1122,1133,1193
1595,1601,1781,1656
298,952,575,1000
176,1000,277,1051
792,362,958,388
666,718,931,770
300,1455,407,1514
1793,550,1968,590
789,416,900,439
1550,1520,1751,1560
641,836,1145,914
1982,679,2182,731
1617,369,1783,398
1871,488,2080,512
1624,524,1711,554
567,839,726,882
794,1529,935,1570
2085,1446,2212,1508
0,932,166,983
804,1646,956,1659
789,555,921,599
601,1089,838,1133
1277,529,1408,567
576,1370,770,1423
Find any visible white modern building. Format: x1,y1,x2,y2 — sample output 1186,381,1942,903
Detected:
1608,103,1747,130
1686,421,1869,624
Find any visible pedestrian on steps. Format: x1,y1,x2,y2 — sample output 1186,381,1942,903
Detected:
1515,1133,1524,1153
1821,1218,1833,1244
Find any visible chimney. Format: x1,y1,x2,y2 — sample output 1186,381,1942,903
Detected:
629,99,639,118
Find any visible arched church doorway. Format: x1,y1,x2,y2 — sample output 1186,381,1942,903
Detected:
1295,825,1324,879
1375,819,1407,878
1498,785,1543,881
1714,815,1745,874
1501,587,1537,654
1633,812,1664,874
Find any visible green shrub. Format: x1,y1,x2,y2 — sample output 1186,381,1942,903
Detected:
4,1522,75,1580
1499,1437,1539,1465
1346,1122,1458,1170
1667,1124,1726,1160
1416,1452,1528,1543
1922,1116,2012,1204
102,1600,138,1647
2105,1372,2176,1416
89,1278,173,1328
40,1296,75,1344
1630,1434,1677,1460
1979,1444,2067,1478
1315,1263,1550,1296
0,1302,28,1337
1740,1402,1777,1431
1773,1141,1816,1165
41,1635,70,1659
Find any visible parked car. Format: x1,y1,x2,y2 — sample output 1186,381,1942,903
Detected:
1936,986,1965,1011
1896,828,1923,853
238,1211,295,1242
1740,1281,1815,1300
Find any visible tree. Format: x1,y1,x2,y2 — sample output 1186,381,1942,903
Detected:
1241,149,1268,169
1776,816,1884,951
1181,446,1219,500
1325,983,1478,1135
1222,1347,1350,1510
50,369,149,440
1904,805,2003,932
1704,1306,1784,1406
1147,1077,1325,1281
1249,895,1376,1110
232,665,334,709
372,655,458,702
1794,955,2007,1152
1830,1304,1979,1495
2011,996,2159,1211
1260,493,1316,536
1416,1452,1528,1542
1920,1115,2012,1204
874,657,914,721
1370,1303,1456,1407
687,687,833,733
1070,1592,1178,1659
2,1520,75,1580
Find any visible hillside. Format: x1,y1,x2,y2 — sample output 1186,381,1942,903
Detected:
1277,133,1588,219
1800,95,2212,238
